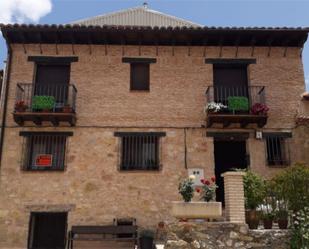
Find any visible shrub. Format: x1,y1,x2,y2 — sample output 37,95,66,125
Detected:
32,96,55,111
290,207,309,249
228,96,249,112
272,162,309,212
243,171,265,210
178,175,195,202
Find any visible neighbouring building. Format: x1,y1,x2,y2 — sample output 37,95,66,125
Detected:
0,4,308,249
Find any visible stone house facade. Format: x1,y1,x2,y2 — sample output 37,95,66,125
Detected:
0,7,308,249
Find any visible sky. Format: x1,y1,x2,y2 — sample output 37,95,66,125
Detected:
0,0,308,90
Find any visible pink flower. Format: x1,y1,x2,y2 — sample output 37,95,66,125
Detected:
211,176,216,183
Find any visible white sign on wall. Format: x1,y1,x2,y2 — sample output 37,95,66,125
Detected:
188,168,204,186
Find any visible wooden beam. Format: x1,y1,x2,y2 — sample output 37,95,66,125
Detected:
70,32,75,55
203,38,208,57
20,32,27,54
235,37,240,57
171,38,175,56
55,32,59,55
121,35,126,56
219,37,224,57
88,32,92,55
267,38,273,57
187,40,191,56
51,117,59,126
250,37,256,57
38,32,43,54
33,117,42,126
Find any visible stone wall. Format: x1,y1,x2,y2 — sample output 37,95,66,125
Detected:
0,44,306,248
165,222,290,249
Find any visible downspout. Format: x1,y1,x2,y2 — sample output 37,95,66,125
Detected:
0,42,12,169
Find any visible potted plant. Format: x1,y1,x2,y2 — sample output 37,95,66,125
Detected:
14,100,28,112
243,171,265,229
228,96,249,114
62,104,73,113
197,176,218,202
171,175,222,219
31,95,55,112
277,209,289,229
139,229,155,249
178,175,195,202
251,103,269,115
204,102,227,114
259,200,275,229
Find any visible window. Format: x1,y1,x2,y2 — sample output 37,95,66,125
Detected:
122,57,156,91
115,132,165,171
20,132,72,171
264,133,291,166
130,63,150,90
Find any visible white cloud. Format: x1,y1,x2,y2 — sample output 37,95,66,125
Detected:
0,0,52,24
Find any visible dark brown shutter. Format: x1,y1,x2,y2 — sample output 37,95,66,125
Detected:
130,63,150,91
214,64,248,88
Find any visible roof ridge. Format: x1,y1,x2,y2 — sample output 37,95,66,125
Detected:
70,5,201,27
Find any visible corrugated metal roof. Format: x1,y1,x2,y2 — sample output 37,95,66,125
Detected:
71,5,201,27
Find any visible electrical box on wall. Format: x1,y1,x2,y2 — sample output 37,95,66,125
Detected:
188,168,204,186
256,131,263,139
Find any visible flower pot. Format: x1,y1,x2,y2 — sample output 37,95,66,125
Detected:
15,107,27,112
42,109,52,113
171,201,222,219
245,210,260,229
263,219,273,229
139,237,154,249
278,219,288,229
62,106,73,113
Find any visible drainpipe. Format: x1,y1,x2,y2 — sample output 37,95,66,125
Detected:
0,44,12,169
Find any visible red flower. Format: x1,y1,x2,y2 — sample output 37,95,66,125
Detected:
200,179,205,184
204,180,210,185
196,188,201,193
211,176,216,183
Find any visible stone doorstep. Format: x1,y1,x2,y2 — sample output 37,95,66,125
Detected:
134,245,164,249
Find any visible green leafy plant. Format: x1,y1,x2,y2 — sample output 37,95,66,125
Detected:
228,96,249,112
276,209,289,219
259,182,276,220
243,171,265,210
272,162,309,212
139,229,155,239
32,96,55,111
178,175,195,202
290,207,309,249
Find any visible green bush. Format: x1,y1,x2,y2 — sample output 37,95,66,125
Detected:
32,96,55,111
243,171,265,210
272,162,309,212
228,96,249,112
